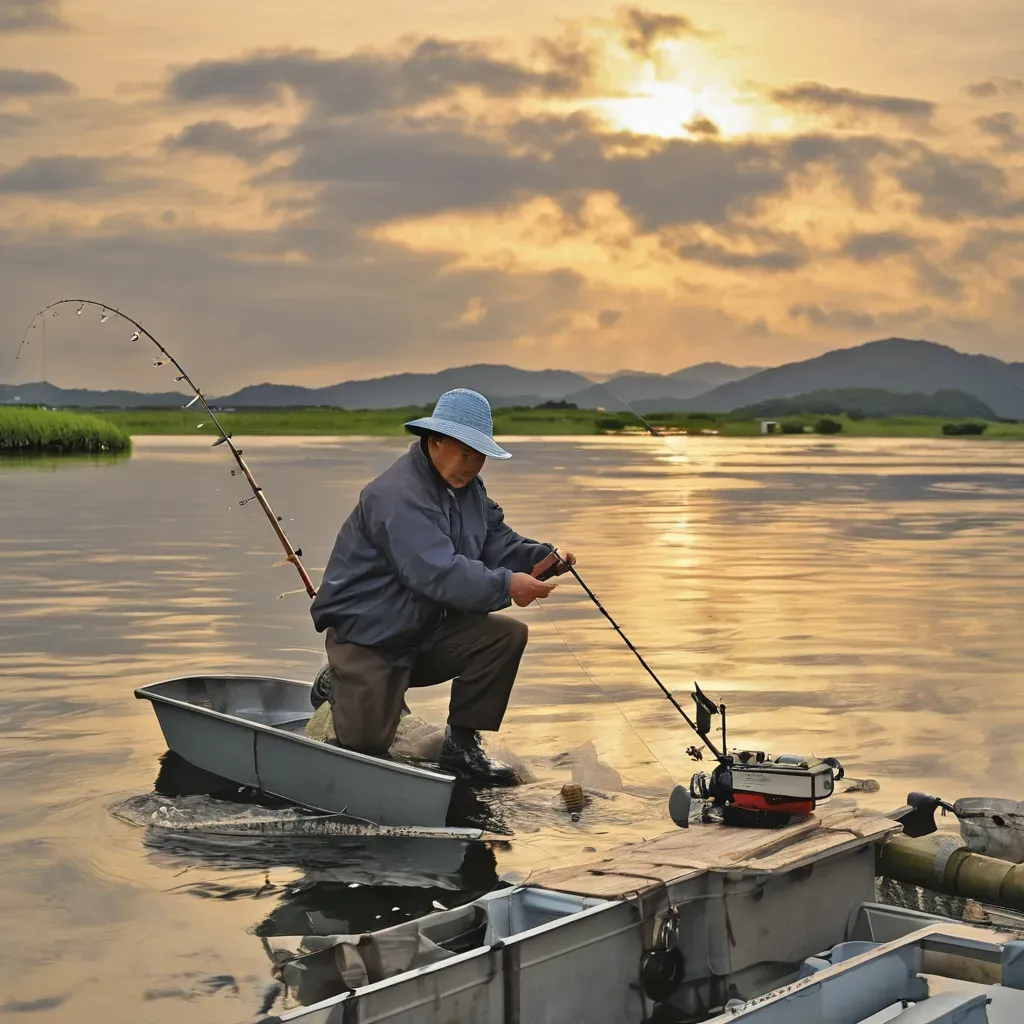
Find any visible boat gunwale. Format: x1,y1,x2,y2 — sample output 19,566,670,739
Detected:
134,673,458,785
701,921,1016,1021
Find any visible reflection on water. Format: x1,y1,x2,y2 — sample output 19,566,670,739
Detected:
1,435,1023,1020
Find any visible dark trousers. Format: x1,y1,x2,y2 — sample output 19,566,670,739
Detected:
324,613,528,755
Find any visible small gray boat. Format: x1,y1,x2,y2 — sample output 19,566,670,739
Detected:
134,675,461,829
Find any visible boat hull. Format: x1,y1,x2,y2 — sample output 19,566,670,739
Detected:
267,887,643,1024
135,675,456,827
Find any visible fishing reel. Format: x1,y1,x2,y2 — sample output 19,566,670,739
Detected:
679,685,844,828
689,753,843,826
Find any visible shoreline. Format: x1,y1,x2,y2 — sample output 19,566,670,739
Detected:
93,408,1024,441
5,406,1024,449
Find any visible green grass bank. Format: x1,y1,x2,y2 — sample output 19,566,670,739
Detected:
92,406,1024,440
0,406,133,453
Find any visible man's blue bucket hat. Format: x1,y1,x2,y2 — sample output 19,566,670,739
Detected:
404,388,511,460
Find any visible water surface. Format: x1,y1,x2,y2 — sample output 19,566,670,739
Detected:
2,435,1023,1020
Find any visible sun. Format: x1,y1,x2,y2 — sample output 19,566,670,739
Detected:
596,78,755,139
588,39,768,140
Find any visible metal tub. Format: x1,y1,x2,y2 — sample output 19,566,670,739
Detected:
264,886,642,1024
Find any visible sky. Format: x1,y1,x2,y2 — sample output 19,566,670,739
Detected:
0,0,1022,392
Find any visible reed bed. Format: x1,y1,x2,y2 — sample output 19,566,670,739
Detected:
0,406,132,453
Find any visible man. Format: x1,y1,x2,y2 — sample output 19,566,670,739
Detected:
309,388,575,785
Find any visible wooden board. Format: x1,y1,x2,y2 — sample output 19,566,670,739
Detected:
528,806,901,899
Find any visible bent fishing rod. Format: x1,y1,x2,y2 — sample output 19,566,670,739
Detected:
18,299,317,599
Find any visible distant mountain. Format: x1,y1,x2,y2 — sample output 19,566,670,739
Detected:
567,375,712,408
0,381,190,408
679,339,1024,418
220,383,322,406
220,364,590,408
0,361,759,410
0,365,590,410
669,362,764,385
731,388,998,420
582,369,664,383
6,344,1021,416
566,363,761,409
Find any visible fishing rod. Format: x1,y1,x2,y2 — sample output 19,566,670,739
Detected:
543,389,846,826
17,299,317,599
540,549,721,758
537,377,728,759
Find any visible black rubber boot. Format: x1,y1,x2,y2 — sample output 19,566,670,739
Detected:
439,728,519,787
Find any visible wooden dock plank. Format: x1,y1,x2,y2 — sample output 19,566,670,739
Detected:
529,806,900,898
524,862,703,899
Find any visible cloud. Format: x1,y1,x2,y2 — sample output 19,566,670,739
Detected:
0,68,74,96
0,155,147,196
597,308,621,328
788,303,876,330
840,230,963,299
0,0,67,33
620,8,703,56
0,223,589,390
975,111,1024,152
236,100,1011,265
502,110,614,153
266,118,550,225
160,40,976,243
0,111,37,135
953,228,1024,263
841,231,918,261
676,239,806,271
771,82,935,126
448,295,488,326
684,116,719,137
166,38,587,117
895,147,1024,220
162,120,281,164
966,77,1024,98
265,113,894,234
788,304,936,333
913,258,962,299
782,134,897,206
529,29,598,87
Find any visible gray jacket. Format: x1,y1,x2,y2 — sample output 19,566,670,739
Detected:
310,440,549,662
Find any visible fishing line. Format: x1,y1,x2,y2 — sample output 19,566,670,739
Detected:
537,375,720,759
534,599,678,784
591,382,666,439
18,298,316,598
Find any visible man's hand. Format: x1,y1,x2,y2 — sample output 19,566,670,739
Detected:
510,572,557,607
552,548,576,574
531,547,577,580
